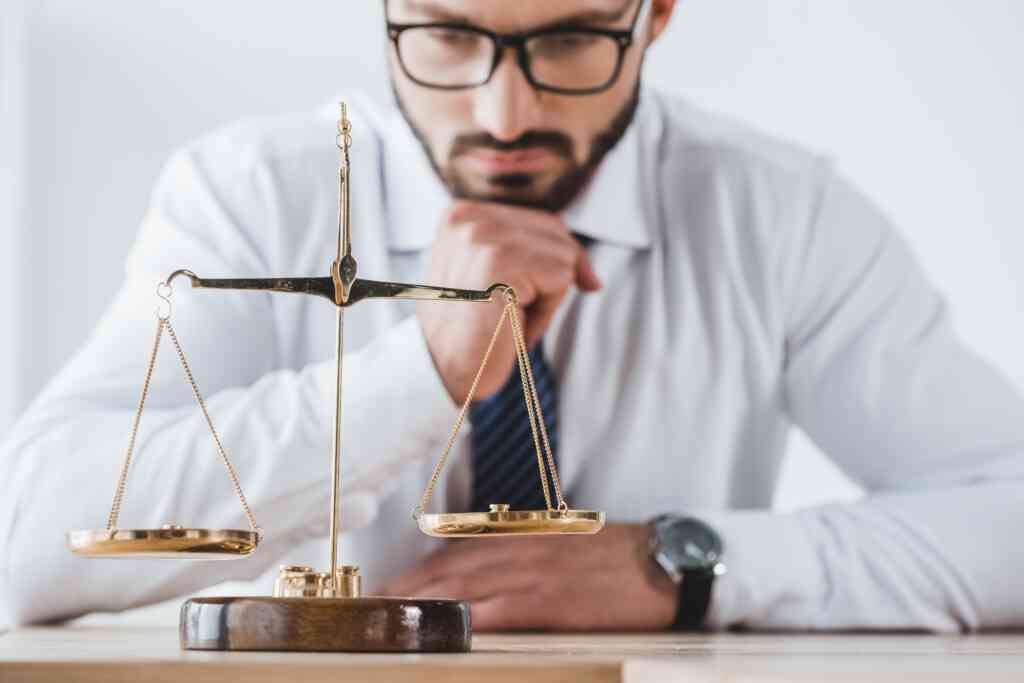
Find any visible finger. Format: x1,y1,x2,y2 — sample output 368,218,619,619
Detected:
451,201,579,258
418,538,540,579
395,570,538,602
474,219,595,298
470,590,558,632
458,243,538,301
575,247,603,292
526,256,576,297
509,233,596,293
451,200,571,237
383,540,535,595
463,238,571,300
381,569,432,597
472,579,637,632
489,246,574,304
471,221,578,273
526,287,569,346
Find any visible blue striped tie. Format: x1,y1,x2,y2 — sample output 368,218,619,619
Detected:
468,342,559,512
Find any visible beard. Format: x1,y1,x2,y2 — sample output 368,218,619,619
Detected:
393,82,641,213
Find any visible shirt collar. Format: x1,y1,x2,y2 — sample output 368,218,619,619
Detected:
382,93,655,251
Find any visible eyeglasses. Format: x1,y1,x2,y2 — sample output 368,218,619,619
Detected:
386,0,650,96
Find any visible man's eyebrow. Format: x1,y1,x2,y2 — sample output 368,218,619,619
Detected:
552,1,635,27
394,0,635,27
394,1,472,23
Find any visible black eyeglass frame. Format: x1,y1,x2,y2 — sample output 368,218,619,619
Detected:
386,0,647,96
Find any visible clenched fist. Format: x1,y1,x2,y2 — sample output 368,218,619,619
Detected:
417,200,602,404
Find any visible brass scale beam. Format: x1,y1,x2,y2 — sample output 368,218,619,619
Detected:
164,104,507,590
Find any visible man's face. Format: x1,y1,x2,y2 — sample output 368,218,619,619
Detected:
387,0,661,211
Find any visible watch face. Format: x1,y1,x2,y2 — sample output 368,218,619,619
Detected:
657,517,722,572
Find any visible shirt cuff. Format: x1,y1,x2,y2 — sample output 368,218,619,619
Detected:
697,508,826,630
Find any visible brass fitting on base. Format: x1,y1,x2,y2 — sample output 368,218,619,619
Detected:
273,564,362,598
330,565,362,598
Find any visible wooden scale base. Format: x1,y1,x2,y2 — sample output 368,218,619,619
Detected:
180,564,470,653
180,596,471,653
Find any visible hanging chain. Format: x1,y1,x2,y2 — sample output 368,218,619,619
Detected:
163,319,260,533
414,287,568,517
107,317,164,530
509,305,553,510
106,284,260,535
507,300,567,512
414,302,510,518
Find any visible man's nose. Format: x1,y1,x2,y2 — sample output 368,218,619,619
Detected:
471,48,542,143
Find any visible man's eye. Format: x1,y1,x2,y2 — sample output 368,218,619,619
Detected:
426,28,479,47
553,34,597,48
532,33,601,55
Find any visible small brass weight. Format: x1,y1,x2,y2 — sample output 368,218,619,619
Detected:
67,102,604,653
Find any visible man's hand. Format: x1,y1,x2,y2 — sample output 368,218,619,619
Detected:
417,200,602,405
380,524,677,631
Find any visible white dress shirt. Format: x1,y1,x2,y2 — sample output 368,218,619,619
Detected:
2,88,1023,631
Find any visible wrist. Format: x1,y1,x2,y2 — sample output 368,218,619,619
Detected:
643,548,675,626
635,525,679,629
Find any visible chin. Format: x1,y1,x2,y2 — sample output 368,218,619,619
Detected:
456,172,558,205
475,186,551,209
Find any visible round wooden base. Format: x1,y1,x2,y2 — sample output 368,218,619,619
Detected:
180,596,472,653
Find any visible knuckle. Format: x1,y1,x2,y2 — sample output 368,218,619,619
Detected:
538,266,573,292
501,278,532,304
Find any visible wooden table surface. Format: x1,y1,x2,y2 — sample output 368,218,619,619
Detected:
2,626,1024,682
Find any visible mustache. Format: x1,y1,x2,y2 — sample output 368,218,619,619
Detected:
450,130,574,160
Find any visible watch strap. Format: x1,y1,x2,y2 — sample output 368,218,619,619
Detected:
672,568,714,630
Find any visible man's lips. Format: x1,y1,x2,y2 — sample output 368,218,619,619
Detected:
459,147,562,175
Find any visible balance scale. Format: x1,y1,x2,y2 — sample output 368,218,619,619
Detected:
66,103,605,653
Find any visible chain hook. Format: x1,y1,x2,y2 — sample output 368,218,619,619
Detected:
156,281,173,321
501,285,518,307
336,102,353,151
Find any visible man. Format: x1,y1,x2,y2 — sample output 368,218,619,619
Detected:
2,0,1023,631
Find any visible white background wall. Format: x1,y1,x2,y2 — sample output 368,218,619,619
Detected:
2,1,1023,619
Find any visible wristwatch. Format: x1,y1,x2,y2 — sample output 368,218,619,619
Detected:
648,515,726,630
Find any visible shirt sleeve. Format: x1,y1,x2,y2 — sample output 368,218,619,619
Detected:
0,147,459,626
703,164,1024,631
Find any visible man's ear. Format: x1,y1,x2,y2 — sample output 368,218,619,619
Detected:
647,0,679,44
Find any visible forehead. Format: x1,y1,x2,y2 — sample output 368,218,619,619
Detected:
388,0,634,31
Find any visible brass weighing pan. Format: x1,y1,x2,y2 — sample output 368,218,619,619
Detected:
67,526,258,559
417,505,605,538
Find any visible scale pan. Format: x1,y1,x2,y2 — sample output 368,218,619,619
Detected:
417,508,605,538
67,527,258,559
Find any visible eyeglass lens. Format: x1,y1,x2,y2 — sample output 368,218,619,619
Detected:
395,27,622,91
